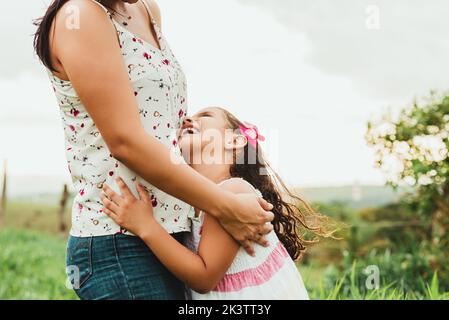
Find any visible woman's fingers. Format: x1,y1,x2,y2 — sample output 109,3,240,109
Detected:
258,197,274,211
241,240,255,257
102,184,124,206
257,197,274,223
241,224,270,255
136,183,152,204
250,232,270,248
116,177,135,199
258,222,274,236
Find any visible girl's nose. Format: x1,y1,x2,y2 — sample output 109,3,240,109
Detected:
182,117,193,129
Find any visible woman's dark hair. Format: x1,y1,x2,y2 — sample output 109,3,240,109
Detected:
33,0,71,72
219,108,337,261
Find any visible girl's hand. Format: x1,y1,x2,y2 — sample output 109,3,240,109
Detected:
101,178,157,237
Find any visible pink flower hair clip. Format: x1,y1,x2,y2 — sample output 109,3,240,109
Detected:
239,122,265,148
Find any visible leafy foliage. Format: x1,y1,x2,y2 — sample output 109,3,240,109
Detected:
366,91,449,221
364,92,449,291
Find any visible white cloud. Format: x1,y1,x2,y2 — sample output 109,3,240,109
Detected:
238,0,449,100
0,1,48,78
9,0,447,193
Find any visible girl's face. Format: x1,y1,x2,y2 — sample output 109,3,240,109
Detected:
178,108,246,164
104,0,139,4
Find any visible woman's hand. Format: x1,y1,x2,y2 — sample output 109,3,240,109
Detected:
214,180,275,256
101,178,157,237
224,193,274,255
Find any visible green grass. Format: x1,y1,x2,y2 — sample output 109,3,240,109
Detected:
1,228,447,300
1,201,448,300
0,228,77,300
299,262,449,300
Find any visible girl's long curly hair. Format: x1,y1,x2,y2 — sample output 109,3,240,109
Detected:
220,108,336,261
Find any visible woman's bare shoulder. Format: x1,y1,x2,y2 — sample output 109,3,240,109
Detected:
53,0,113,35
57,0,109,19
50,0,118,74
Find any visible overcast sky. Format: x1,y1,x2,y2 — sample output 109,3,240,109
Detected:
1,0,448,195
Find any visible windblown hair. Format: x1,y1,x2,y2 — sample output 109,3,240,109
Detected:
220,108,336,261
33,0,72,72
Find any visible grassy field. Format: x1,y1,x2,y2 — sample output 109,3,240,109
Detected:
299,263,449,300
1,201,448,300
0,228,77,299
4,201,72,235
1,227,448,300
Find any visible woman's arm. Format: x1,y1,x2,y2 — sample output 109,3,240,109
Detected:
51,0,273,252
103,178,257,293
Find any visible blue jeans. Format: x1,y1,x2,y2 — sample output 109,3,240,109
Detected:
66,233,187,300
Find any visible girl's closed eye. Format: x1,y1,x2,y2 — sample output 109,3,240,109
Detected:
197,112,213,118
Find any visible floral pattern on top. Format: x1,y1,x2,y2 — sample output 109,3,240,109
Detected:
48,2,192,237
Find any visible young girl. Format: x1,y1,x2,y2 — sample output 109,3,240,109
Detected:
101,107,330,299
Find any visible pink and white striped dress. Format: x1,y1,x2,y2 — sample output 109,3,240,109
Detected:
187,179,309,300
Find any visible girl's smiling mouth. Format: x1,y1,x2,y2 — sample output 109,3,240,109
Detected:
180,127,200,136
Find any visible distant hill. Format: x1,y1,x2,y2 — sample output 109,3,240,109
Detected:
7,174,408,209
296,185,409,209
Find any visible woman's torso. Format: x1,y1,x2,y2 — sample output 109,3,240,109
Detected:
49,0,191,237
186,182,309,300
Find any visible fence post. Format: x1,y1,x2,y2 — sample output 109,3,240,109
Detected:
0,160,7,228
58,184,69,233
348,225,359,261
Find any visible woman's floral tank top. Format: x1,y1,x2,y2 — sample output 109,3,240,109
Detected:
47,0,192,237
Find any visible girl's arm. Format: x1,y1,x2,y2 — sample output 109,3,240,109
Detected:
143,213,239,293
103,178,254,293
51,0,273,253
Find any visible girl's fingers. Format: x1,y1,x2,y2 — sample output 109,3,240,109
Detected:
102,207,116,218
101,194,120,214
116,177,135,199
102,184,123,206
103,207,123,226
136,183,152,204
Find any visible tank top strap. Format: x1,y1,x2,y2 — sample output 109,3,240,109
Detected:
139,0,157,26
139,0,164,48
90,0,111,15
89,1,120,43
